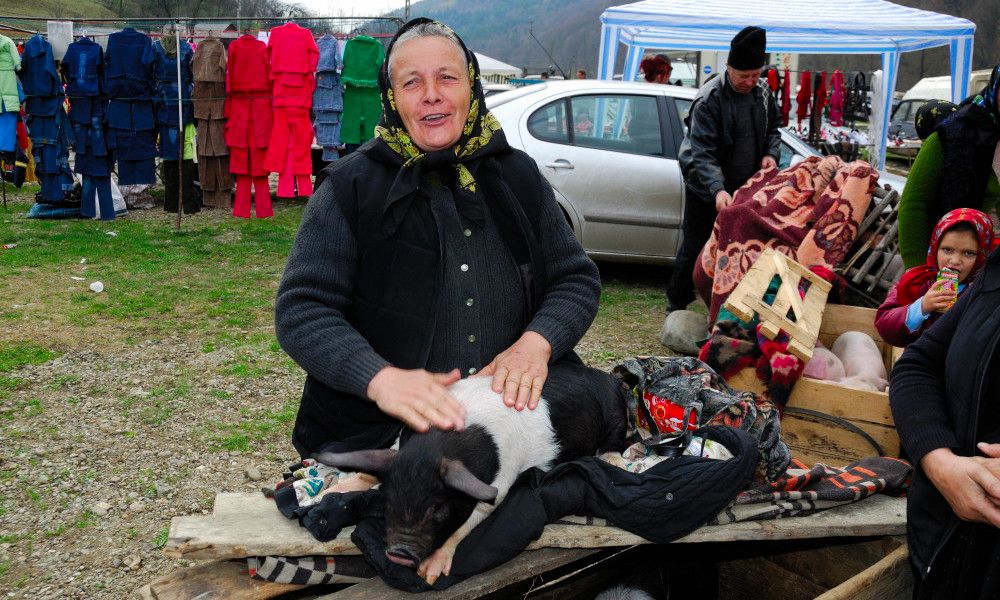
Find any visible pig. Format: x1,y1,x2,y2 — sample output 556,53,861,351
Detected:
803,345,846,381
314,363,628,584
831,331,888,392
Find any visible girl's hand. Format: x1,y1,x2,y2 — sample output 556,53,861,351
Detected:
921,279,957,313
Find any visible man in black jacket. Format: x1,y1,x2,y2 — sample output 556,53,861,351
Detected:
890,247,1000,598
667,26,781,313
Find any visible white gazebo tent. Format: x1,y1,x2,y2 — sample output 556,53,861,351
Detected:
597,0,976,168
475,52,523,84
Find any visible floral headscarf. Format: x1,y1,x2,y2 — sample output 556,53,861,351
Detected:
896,207,994,305
361,18,509,237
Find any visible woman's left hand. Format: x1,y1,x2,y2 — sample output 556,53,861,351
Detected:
479,331,552,411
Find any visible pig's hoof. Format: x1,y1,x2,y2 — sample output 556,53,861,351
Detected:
418,546,454,585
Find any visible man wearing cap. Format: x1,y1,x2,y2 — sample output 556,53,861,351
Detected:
667,26,781,314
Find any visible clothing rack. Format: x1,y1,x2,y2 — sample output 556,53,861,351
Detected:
3,14,393,227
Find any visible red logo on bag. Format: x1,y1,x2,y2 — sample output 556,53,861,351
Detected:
641,391,698,433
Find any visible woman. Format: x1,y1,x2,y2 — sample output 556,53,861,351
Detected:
890,245,1000,598
898,65,1000,268
275,19,601,459
640,54,672,84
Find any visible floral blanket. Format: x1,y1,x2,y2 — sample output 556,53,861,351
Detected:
694,155,878,323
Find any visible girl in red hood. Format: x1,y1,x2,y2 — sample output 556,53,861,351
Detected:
876,208,994,347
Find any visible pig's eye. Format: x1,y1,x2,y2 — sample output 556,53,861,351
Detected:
432,505,450,522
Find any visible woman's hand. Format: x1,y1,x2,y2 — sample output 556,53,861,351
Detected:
761,155,777,170
479,331,552,411
921,279,957,313
714,190,733,212
367,366,465,433
921,447,1000,526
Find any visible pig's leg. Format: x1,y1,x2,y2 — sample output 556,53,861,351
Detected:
418,500,498,585
320,472,380,496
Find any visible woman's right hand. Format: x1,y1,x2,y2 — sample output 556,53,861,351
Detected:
921,447,1000,526
367,366,465,433
921,279,957,313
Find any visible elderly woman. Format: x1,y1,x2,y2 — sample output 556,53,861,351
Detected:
275,19,601,460
898,65,1000,268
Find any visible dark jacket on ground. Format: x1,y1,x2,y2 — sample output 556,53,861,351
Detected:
678,73,781,202
890,247,1000,587
275,143,601,457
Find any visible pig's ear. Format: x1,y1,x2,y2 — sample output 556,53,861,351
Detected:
313,449,398,474
440,458,499,504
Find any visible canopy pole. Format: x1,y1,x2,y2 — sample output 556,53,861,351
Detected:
175,21,184,231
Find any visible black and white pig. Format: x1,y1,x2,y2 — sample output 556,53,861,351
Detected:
314,362,627,584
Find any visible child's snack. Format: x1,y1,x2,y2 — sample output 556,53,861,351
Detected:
936,267,960,312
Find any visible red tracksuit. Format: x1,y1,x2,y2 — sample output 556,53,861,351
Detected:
225,34,273,218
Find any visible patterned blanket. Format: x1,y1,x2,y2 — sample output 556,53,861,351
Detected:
694,155,877,323
708,456,912,524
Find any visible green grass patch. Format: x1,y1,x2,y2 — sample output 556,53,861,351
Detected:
153,527,169,548
0,343,57,373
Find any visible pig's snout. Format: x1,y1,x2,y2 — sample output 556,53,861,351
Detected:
386,544,420,568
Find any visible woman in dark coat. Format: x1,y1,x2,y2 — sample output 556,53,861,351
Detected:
274,19,600,457
890,246,1000,599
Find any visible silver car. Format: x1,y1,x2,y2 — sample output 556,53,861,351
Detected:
486,80,905,265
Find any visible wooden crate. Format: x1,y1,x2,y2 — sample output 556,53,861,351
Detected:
728,304,901,466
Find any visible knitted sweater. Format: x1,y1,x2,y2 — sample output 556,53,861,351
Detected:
274,156,601,400
898,132,1000,268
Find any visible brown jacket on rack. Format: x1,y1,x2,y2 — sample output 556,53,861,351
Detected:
192,36,232,207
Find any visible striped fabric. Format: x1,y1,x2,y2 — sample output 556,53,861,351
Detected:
597,0,976,169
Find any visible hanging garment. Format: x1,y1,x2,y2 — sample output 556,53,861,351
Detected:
781,68,791,127
106,28,156,185
20,34,74,203
151,36,195,160
0,34,21,113
225,34,272,212
766,68,779,92
340,35,384,146
63,37,115,218
810,71,827,144
313,34,344,162
225,34,272,174
828,70,845,127
192,36,231,208
265,23,318,197
796,70,811,127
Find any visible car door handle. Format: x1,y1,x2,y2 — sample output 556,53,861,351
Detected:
544,159,575,170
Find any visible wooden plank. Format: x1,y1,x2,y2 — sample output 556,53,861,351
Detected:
814,544,912,600
135,558,306,600
718,556,828,600
164,493,905,560
819,305,883,341
313,548,601,599
781,410,900,464
788,379,893,426
767,538,903,590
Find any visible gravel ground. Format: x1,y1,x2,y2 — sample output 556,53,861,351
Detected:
0,338,306,598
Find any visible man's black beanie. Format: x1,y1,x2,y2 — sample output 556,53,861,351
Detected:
728,26,766,70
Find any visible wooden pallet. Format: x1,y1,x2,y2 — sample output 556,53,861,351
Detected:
723,247,832,362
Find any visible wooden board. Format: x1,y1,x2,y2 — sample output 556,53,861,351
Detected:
312,547,602,599
135,558,306,600
723,248,832,362
164,492,906,561
815,543,912,600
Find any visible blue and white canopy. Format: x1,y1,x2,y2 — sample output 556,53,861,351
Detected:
598,0,976,168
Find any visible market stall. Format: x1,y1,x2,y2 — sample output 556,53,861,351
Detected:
596,0,976,169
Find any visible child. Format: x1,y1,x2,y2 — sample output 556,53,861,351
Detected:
876,208,994,347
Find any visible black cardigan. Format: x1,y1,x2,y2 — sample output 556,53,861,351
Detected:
890,248,1000,579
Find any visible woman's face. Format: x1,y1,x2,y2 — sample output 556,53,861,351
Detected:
389,36,472,152
936,229,980,282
